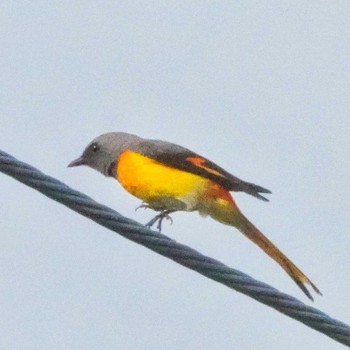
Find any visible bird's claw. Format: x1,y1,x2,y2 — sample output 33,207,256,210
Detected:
135,202,150,211
145,210,173,232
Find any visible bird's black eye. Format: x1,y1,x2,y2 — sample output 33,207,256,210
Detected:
91,143,99,152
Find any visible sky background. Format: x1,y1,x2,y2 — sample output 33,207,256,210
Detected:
1,1,350,349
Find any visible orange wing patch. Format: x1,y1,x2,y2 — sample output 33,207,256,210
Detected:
186,156,226,178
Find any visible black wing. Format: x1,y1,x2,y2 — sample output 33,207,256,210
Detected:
135,140,271,201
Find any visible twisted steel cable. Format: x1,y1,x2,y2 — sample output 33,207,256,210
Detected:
1,149,349,347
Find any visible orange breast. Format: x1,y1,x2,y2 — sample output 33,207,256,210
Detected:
115,150,209,205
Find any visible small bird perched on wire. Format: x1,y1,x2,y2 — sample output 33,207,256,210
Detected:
68,132,321,300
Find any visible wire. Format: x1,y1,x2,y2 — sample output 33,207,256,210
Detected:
1,149,349,347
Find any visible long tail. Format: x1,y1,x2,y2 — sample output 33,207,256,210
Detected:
234,211,321,300
202,187,321,300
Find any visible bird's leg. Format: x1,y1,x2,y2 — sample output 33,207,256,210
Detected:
145,210,174,232
135,202,175,231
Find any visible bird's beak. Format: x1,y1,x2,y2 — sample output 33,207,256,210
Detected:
67,156,85,168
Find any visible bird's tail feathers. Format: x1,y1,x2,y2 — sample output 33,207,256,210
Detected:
235,213,321,300
201,190,321,300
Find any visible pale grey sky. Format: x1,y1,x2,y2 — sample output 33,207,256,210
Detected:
1,2,350,349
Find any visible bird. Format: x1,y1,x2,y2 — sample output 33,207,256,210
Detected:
68,132,321,300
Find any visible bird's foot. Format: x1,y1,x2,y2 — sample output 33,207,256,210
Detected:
145,210,174,232
135,202,150,211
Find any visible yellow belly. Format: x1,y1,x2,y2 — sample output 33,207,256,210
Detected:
116,150,208,209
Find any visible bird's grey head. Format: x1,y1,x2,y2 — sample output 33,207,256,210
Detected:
68,132,142,176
